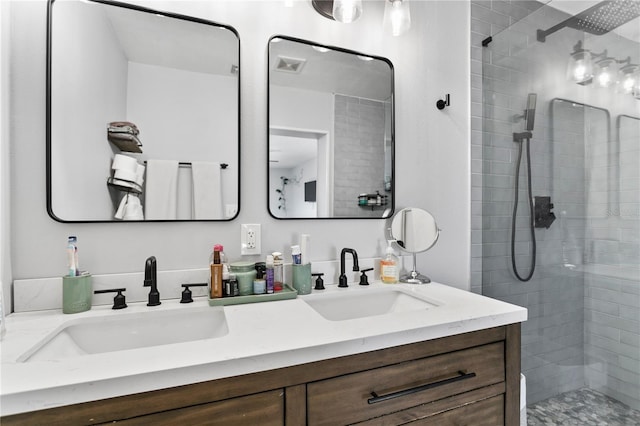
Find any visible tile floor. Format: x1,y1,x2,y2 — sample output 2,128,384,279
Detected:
527,388,640,426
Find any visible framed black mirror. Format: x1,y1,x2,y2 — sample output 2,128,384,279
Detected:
618,115,639,219
47,0,240,222
268,35,394,219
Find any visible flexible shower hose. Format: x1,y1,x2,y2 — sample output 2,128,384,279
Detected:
511,137,536,282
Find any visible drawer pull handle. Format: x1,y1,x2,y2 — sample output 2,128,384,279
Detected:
367,370,477,404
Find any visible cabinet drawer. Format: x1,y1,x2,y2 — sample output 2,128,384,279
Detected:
411,394,505,425
307,342,504,425
115,389,284,425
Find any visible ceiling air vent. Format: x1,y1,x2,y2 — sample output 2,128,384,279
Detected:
275,55,307,74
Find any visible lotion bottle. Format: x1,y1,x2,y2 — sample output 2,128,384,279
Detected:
380,240,399,284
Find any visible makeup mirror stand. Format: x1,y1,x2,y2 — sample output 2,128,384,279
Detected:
389,207,440,285
401,252,431,284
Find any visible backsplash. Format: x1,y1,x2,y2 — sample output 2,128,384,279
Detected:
13,256,412,313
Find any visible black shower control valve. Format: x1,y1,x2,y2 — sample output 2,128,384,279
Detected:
312,273,325,290
180,283,208,304
359,268,374,286
534,196,556,229
94,288,127,310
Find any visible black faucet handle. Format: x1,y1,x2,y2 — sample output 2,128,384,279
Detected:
312,273,325,290
180,283,208,303
94,288,127,310
359,268,374,286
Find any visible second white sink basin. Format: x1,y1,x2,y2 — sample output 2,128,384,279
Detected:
303,287,438,321
21,306,228,362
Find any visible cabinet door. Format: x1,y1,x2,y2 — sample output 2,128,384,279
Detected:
116,389,284,425
308,343,504,425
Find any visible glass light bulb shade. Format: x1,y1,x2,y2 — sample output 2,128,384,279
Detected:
594,58,617,88
567,50,593,84
383,0,411,36
332,0,362,23
617,64,638,94
632,70,640,99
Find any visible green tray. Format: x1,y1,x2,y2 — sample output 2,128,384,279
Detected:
208,284,298,306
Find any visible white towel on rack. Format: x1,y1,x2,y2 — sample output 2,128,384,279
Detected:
191,161,223,219
145,160,179,220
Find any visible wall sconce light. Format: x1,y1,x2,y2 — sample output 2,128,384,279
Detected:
594,53,618,88
311,0,410,36
383,0,411,37
567,41,594,85
311,0,362,23
332,0,362,23
566,40,639,101
616,57,640,95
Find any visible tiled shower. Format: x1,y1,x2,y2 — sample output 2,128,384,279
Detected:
470,0,639,418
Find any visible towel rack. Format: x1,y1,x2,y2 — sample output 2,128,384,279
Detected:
143,161,228,169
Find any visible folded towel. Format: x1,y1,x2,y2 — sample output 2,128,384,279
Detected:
145,160,179,220
108,121,139,134
107,132,143,153
191,161,223,219
114,193,144,220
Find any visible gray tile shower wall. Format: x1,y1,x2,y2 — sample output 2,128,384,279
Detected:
334,95,387,217
471,0,639,409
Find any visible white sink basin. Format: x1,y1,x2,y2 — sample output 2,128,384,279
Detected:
20,307,228,362
303,287,438,321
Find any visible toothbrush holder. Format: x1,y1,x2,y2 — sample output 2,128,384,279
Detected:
62,274,93,314
292,263,312,295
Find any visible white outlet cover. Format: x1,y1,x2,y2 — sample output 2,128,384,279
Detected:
241,224,261,255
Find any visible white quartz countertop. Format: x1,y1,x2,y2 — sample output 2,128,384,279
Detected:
1,282,527,416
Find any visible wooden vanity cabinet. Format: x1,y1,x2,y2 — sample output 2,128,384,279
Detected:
2,324,520,426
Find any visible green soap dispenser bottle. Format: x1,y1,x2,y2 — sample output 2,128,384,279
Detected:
380,240,399,284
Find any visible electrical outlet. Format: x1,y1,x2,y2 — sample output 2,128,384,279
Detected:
241,224,261,255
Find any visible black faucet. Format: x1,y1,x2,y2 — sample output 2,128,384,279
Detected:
339,248,359,288
144,256,160,306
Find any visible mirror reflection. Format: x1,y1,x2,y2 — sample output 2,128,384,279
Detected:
551,99,611,219
268,36,394,219
390,207,440,284
48,0,240,222
618,115,639,219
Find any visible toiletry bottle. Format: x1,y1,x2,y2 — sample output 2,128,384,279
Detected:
291,245,301,265
210,248,223,298
380,240,399,284
214,244,229,295
67,236,77,277
265,255,275,294
272,252,284,292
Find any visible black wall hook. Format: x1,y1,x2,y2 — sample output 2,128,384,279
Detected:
436,94,450,110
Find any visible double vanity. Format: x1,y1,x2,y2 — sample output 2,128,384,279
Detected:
1,281,526,425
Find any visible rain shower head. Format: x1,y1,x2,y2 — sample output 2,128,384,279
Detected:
537,0,640,42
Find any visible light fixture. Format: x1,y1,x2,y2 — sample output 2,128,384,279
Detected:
332,0,362,23
567,41,593,85
616,57,639,95
593,51,618,88
383,0,411,36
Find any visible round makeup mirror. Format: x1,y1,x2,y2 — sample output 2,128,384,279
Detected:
390,207,440,284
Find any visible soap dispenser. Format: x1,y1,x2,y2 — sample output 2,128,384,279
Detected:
380,240,399,284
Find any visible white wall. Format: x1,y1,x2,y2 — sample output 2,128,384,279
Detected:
1,0,12,317
5,0,471,311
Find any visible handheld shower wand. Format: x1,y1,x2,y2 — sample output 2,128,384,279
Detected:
524,93,537,131
511,93,537,282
